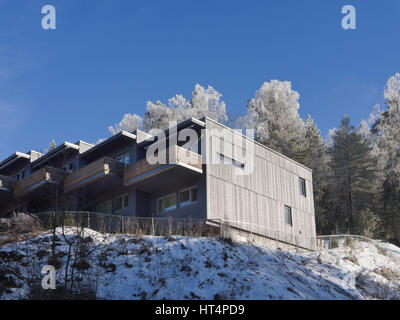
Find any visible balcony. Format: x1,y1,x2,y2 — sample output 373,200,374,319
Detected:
64,157,124,193
124,145,202,192
13,167,66,199
0,175,16,203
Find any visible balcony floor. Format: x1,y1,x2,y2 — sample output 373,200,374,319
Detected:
128,165,202,194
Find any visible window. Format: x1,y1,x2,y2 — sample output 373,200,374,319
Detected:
179,186,198,207
299,178,306,197
96,199,113,214
156,186,198,214
115,152,130,166
96,193,128,214
157,193,177,214
218,153,244,169
284,205,292,226
63,162,75,173
15,170,25,180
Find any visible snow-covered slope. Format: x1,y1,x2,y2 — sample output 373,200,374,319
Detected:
0,228,399,300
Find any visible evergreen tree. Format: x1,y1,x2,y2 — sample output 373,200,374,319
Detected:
296,115,331,234
329,116,377,233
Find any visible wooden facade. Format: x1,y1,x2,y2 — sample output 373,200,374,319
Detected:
13,167,66,199
124,145,202,186
204,118,316,250
1,117,316,250
64,157,124,192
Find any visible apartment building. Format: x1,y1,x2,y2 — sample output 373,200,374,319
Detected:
0,117,317,250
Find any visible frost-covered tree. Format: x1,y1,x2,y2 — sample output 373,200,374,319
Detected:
143,84,228,132
296,115,331,233
143,100,175,134
49,139,57,151
372,73,400,242
189,84,228,124
108,113,143,135
328,116,377,233
244,80,304,159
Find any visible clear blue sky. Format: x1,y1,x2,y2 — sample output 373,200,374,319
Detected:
0,0,399,160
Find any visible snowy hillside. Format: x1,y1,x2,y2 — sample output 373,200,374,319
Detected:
0,228,399,300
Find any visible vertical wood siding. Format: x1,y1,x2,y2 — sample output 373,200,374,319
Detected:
205,118,316,249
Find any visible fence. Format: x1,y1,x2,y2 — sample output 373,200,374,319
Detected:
316,234,380,250
31,211,222,238
2,211,385,252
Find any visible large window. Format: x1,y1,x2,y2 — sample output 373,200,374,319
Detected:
96,193,128,214
157,186,198,214
157,193,177,214
299,178,306,197
115,152,130,166
284,205,293,226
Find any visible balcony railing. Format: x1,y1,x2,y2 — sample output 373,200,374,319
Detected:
124,145,202,186
64,157,124,193
13,167,66,199
0,175,16,191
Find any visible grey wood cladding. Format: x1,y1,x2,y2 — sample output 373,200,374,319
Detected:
204,118,316,249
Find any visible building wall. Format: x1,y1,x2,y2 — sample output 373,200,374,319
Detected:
147,175,207,219
204,118,316,250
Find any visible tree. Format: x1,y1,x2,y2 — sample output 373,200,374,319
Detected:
143,84,228,132
243,80,304,159
328,116,377,233
297,115,331,234
49,139,57,151
373,73,400,242
108,113,143,135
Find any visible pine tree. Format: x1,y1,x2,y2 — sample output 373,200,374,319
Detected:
329,116,377,233
296,115,331,234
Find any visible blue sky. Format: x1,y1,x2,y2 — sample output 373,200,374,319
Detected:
0,0,399,160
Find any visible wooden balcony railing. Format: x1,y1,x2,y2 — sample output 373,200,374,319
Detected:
13,167,66,199
124,145,202,186
0,175,16,191
64,157,124,193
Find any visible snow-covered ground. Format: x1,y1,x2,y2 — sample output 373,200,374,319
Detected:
0,228,399,300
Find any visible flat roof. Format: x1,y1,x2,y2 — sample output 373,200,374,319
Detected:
0,152,31,171
80,130,136,160
138,117,205,148
31,142,80,168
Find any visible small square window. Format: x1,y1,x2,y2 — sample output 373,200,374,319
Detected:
284,205,292,226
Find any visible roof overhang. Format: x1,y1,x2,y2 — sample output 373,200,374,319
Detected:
139,117,205,149
80,131,136,161
0,152,31,172
31,142,80,169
